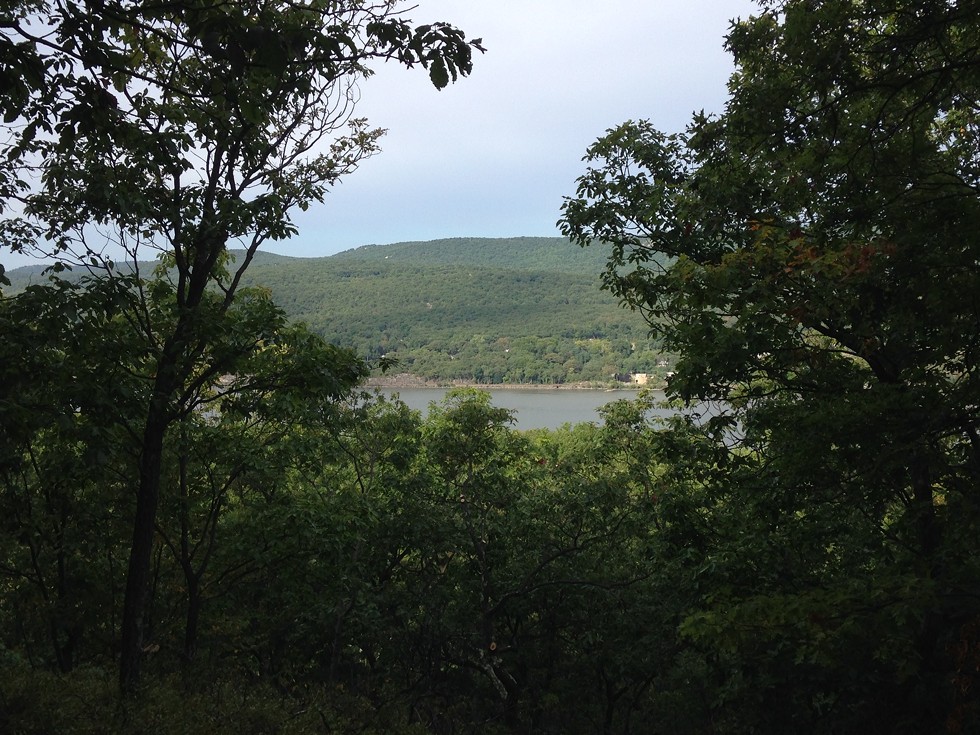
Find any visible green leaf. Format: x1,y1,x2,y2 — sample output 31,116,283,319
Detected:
428,57,449,90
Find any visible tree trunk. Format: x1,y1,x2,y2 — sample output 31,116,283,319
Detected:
119,405,169,694
118,252,212,694
119,341,183,694
183,572,201,665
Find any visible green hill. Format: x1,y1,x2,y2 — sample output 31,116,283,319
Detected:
239,238,668,384
329,236,612,273
3,238,671,385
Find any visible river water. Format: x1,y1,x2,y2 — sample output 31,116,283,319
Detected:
376,387,674,431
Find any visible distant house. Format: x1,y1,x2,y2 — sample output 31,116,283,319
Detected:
631,373,649,386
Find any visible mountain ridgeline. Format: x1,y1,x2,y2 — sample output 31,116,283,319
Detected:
5,237,670,385
238,237,668,384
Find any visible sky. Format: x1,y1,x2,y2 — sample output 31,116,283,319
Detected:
2,0,759,269
278,0,758,259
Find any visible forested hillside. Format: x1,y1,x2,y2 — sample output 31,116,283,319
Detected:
7,238,670,384
327,235,610,271
239,237,667,383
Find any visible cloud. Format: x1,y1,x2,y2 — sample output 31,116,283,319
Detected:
1,0,758,269
279,0,758,258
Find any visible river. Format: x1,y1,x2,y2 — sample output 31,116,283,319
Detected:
376,387,674,431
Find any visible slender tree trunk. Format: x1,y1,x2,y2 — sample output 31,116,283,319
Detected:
54,527,79,673
183,572,201,665
119,408,168,693
118,236,230,693
178,440,203,668
897,450,949,730
118,247,212,694
119,345,181,694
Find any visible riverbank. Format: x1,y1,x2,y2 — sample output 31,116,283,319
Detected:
364,372,650,391
360,384,669,431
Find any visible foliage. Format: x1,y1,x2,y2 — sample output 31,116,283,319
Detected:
7,0,980,732
560,0,980,731
240,237,670,384
0,277,142,673
0,660,426,735
1,0,481,693
330,236,613,272
202,388,687,733
5,237,671,385
0,375,710,733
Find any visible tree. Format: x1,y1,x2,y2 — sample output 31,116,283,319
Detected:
2,0,482,693
0,276,367,685
0,277,143,672
151,287,367,670
560,1,980,731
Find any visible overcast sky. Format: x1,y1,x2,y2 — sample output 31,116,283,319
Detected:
2,0,759,269
277,0,761,258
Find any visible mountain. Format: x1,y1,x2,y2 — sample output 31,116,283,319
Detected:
327,236,611,273
2,238,670,385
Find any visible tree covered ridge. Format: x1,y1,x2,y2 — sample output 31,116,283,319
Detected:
328,235,614,272
6,237,672,386
236,238,668,384
3,236,615,282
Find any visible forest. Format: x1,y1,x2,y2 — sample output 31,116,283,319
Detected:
236,237,670,385
6,237,672,386
2,1,980,734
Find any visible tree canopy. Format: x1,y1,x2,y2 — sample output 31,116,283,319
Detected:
5,0,980,732
560,0,980,731
1,0,482,694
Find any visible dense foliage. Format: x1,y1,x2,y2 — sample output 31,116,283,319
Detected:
0,0,480,694
239,238,668,384
3,0,980,733
7,237,672,385
561,0,980,732
0,383,712,733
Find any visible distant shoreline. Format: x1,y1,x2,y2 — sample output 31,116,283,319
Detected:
363,373,652,391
